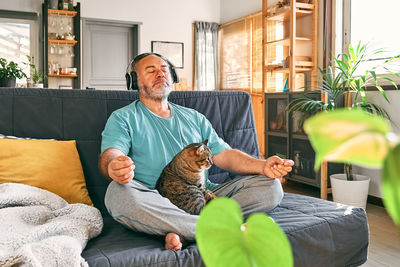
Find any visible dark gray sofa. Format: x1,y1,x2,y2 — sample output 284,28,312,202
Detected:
0,88,369,267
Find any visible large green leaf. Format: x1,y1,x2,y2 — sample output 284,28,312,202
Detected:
304,109,391,169
196,198,293,267
382,144,400,227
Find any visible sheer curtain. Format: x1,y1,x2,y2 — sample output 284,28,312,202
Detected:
194,21,219,91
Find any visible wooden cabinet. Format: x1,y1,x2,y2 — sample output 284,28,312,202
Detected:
262,1,329,196
262,0,318,93
42,0,81,89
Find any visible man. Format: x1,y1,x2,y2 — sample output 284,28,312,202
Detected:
99,53,294,251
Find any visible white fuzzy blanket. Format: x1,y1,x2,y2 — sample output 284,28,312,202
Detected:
0,183,103,267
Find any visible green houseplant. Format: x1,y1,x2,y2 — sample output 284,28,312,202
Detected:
0,57,27,87
287,42,399,181
25,55,46,87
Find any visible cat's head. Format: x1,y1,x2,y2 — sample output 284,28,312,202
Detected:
184,140,213,170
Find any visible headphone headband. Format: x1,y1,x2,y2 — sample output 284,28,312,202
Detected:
125,53,179,90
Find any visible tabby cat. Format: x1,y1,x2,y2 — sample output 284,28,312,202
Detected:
155,140,217,215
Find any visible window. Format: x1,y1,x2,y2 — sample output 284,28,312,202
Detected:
219,12,263,94
0,11,39,85
193,22,218,91
343,0,400,76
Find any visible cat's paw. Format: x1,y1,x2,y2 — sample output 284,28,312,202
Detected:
204,190,217,203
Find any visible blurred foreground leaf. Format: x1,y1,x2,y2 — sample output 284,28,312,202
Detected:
196,198,293,267
383,144,400,227
304,109,391,169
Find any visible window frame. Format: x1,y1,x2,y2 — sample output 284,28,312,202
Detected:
0,10,39,84
341,0,400,87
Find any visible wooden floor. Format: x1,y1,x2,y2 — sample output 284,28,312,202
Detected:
283,180,400,267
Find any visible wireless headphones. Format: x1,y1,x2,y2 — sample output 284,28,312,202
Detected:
125,52,179,90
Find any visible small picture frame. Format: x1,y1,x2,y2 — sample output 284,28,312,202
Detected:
151,41,184,68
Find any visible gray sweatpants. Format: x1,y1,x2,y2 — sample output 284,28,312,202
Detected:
104,175,283,241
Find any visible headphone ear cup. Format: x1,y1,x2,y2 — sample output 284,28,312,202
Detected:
125,73,131,90
131,71,138,90
170,67,179,84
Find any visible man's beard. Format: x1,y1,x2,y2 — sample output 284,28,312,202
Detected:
139,79,172,101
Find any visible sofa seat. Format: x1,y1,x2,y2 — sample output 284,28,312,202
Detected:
82,192,368,267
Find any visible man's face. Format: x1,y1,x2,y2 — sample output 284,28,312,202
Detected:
135,55,173,101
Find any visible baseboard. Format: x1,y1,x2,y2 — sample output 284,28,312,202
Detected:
367,195,384,207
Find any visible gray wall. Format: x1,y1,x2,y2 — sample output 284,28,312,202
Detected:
1,0,221,88
220,0,261,23
355,89,400,197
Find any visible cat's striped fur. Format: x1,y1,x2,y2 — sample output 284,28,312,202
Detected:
155,140,217,215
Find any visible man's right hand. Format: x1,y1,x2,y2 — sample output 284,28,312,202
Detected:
107,155,135,184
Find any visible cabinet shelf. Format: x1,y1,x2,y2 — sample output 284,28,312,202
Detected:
43,0,81,89
48,9,77,17
265,66,313,73
263,0,318,93
289,174,318,187
267,131,288,137
48,74,78,78
266,37,312,46
267,6,313,22
292,133,309,140
48,39,78,45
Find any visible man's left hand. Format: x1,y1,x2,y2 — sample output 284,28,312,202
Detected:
263,156,294,180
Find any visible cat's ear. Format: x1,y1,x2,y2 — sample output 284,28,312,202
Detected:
196,145,205,155
203,140,209,146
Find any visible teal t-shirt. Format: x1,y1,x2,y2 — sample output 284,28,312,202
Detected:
101,100,230,190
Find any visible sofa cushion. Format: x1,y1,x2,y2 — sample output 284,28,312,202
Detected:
0,138,93,206
268,193,369,267
82,217,204,267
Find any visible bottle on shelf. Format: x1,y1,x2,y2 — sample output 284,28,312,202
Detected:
58,0,63,10
63,0,69,11
294,151,301,174
49,0,58,9
68,0,74,11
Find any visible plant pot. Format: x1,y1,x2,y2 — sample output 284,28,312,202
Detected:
330,174,370,209
0,77,16,87
33,83,44,88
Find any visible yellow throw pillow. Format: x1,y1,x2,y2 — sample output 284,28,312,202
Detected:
0,138,93,206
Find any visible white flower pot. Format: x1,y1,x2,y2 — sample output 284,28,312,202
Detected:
330,173,370,209
33,83,44,88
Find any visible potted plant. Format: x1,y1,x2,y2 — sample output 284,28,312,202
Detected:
287,42,399,208
0,57,27,87
25,55,46,88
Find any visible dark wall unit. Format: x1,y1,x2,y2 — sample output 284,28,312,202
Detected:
265,91,343,191
42,0,81,89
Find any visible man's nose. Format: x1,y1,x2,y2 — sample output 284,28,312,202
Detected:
155,69,166,78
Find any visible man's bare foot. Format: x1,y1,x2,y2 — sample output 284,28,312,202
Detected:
165,233,183,250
